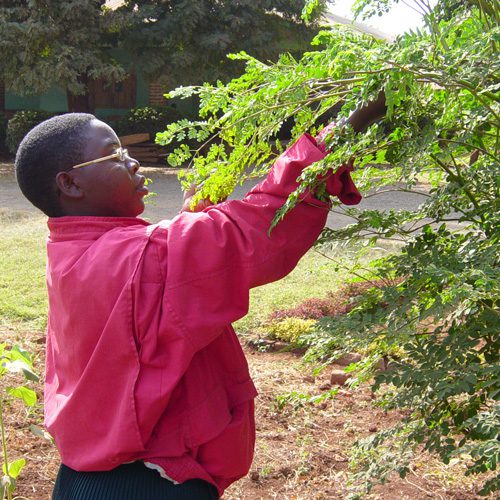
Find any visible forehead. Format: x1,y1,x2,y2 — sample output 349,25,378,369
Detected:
82,119,120,157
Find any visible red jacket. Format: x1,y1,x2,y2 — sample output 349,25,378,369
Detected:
44,134,360,496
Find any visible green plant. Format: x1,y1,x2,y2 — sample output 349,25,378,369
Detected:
109,105,182,140
6,111,56,154
262,317,316,344
0,344,38,500
158,0,499,494
275,388,338,411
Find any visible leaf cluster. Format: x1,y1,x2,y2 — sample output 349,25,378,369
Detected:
0,344,38,500
0,0,124,96
112,0,324,85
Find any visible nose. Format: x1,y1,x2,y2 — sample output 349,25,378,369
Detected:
127,155,140,175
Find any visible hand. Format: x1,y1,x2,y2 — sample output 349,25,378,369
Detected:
180,185,214,213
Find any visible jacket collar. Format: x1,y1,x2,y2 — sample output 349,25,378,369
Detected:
47,216,150,241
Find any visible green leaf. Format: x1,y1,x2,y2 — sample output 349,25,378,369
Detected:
2,458,26,479
2,360,39,382
7,386,37,407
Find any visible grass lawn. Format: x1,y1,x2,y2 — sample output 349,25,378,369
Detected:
0,210,48,332
0,208,396,338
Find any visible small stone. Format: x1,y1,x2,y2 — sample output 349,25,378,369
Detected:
319,382,332,391
368,425,378,433
330,369,350,386
271,341,288,352
336,353,362,366
250,471,260,481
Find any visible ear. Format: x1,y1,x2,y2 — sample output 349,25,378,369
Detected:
55,171,84,199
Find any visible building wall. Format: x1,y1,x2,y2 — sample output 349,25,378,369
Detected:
149,81,168,106
39,87,68,112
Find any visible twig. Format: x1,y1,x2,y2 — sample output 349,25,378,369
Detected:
404,477,444,500
363,188,431,199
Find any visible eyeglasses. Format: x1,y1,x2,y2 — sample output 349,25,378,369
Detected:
71,147,129,169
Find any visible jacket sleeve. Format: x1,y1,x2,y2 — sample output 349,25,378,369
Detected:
151,134,360,351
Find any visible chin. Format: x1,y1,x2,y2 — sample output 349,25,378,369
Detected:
131,202,146,217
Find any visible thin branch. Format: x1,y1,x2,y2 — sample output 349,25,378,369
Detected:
439,139,499,162
363,188,431,199
400,0,427,16
312,247,391,286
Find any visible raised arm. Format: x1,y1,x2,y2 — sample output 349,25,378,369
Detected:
149,133,360,351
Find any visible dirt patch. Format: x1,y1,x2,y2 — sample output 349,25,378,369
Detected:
0,328,491,499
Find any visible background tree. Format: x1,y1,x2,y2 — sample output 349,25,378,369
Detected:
114,0,327,86
0,0,124,112
158,0,499,494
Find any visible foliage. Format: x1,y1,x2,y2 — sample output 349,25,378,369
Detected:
114,0,328,86
107,105,182,140
0,1,123,99
275,388,338,411
269,280,391,321
159,0,500,494
261,317,316,344
0,1,327,111
0,344,38,500
5,111,57,154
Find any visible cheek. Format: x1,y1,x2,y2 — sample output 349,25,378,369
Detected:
107,173,134,198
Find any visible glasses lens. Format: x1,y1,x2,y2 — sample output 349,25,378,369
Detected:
119,148,128,162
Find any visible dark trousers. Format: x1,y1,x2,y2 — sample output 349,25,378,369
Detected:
52,461,219,500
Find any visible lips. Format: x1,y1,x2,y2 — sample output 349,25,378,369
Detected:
136,176,149,195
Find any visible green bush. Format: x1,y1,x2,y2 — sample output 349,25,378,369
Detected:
6,110,57,154
108,105,182,140
262,317,316,344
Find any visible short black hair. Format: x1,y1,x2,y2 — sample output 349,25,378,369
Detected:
15,113,95,217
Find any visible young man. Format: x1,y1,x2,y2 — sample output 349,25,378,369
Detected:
16,96,384,499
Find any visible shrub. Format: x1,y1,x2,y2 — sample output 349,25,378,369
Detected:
6,110,57,154
269,279,391,321
159,0,499,492
108,105,182,140
262,317,316,344
0,343,39,500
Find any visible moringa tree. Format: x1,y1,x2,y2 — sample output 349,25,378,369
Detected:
158,0,499,494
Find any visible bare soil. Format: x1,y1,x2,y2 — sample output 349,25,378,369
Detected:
0,327,490,500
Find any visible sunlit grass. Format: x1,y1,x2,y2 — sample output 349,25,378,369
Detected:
0,210,48,331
